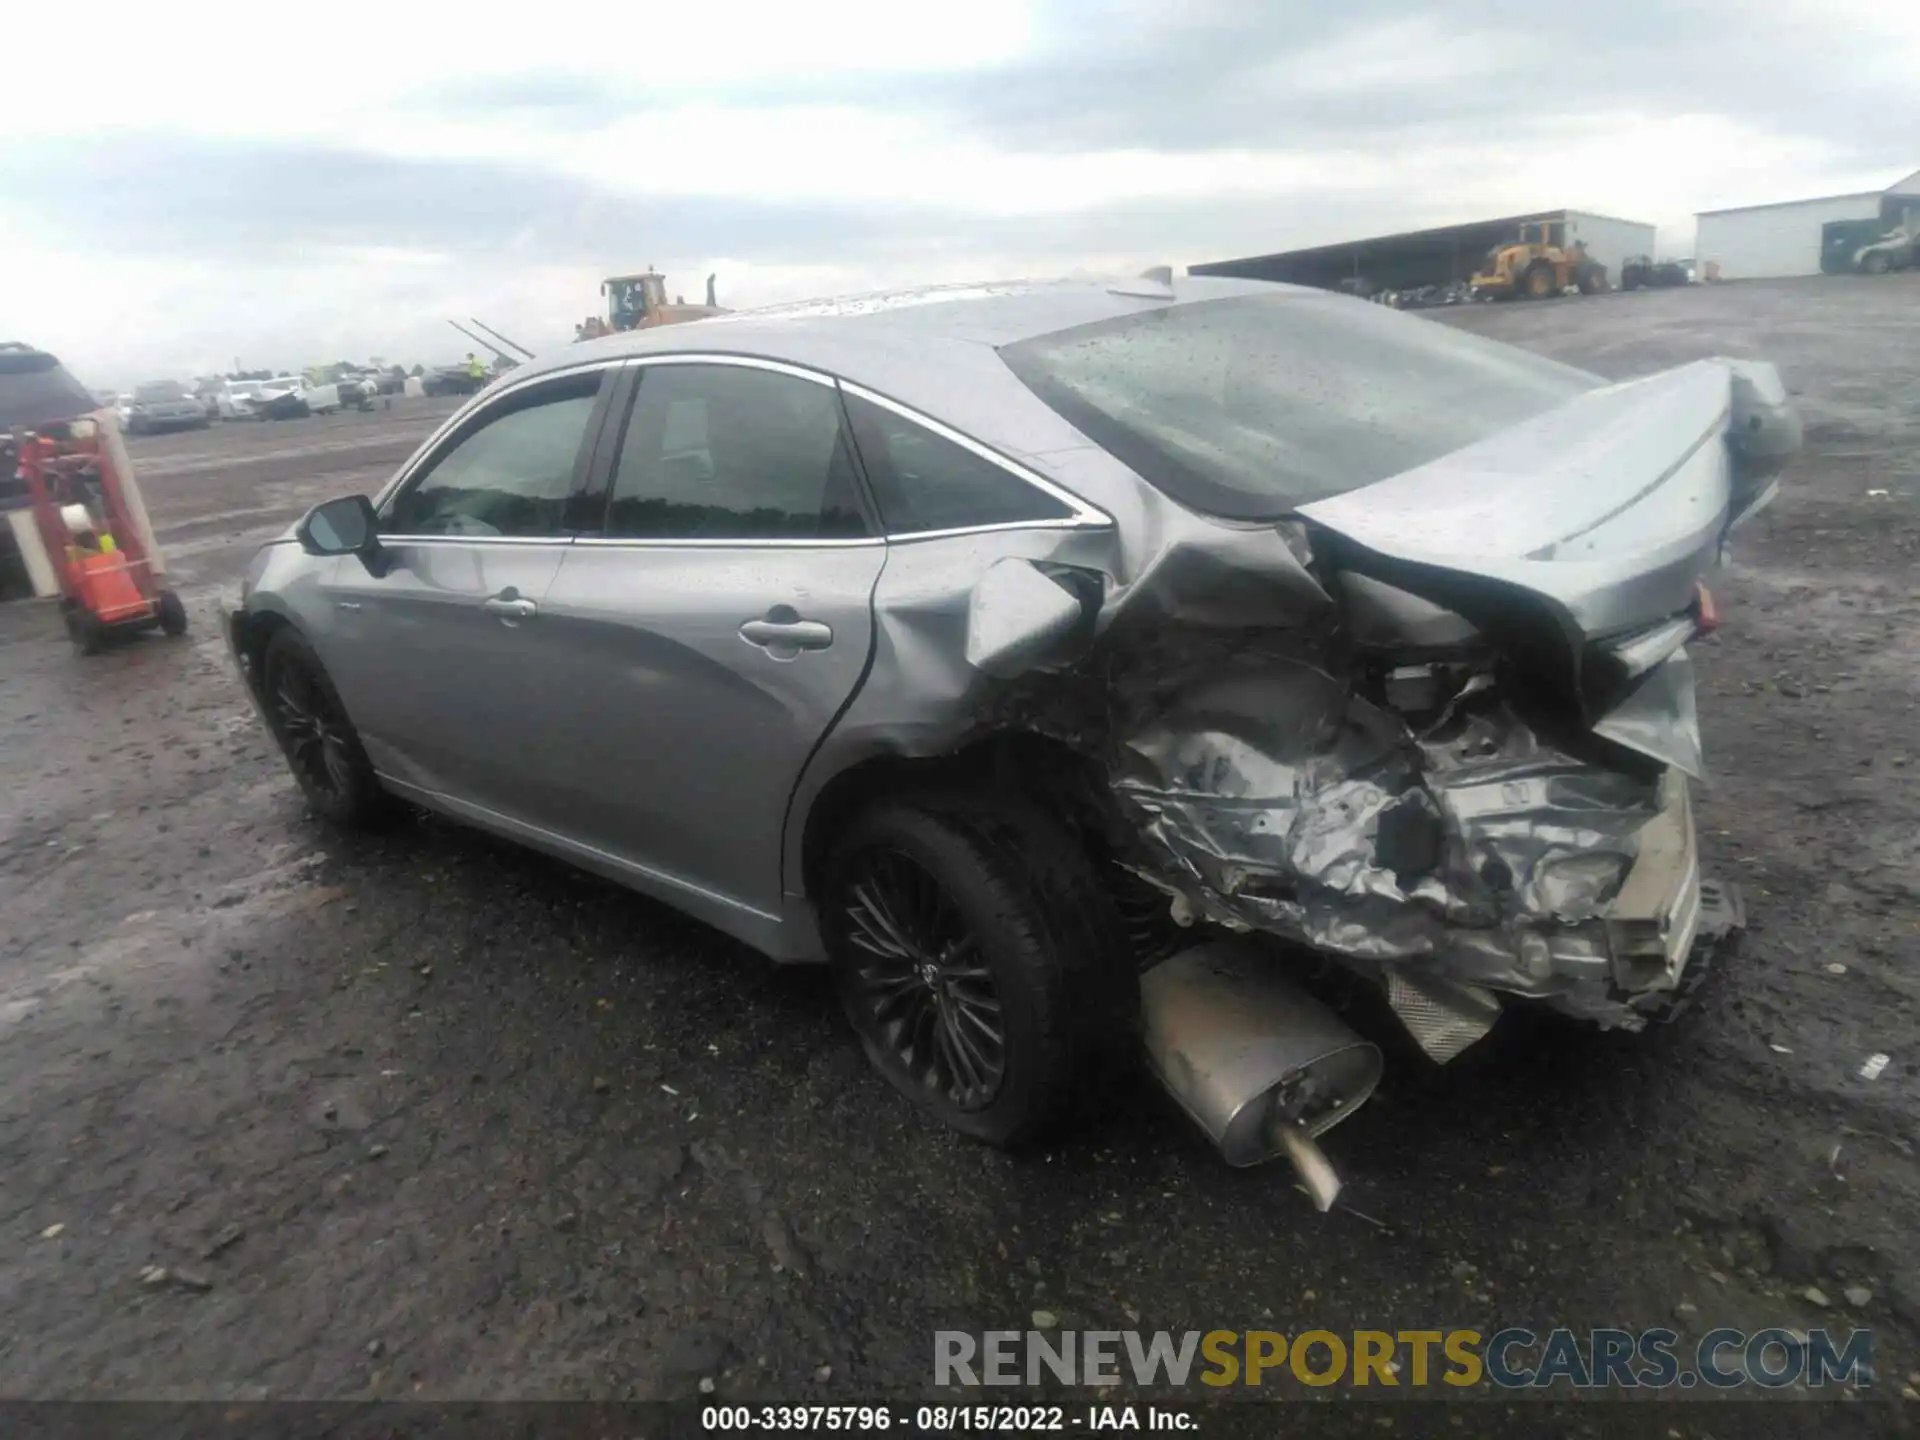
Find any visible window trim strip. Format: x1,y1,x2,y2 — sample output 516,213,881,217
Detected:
374,356,629,512
836,379,1114,534
372,351,1116,547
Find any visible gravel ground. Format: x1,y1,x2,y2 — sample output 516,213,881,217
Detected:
1,284,1916,1431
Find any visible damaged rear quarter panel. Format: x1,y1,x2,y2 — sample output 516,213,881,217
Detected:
785,356,1779,1045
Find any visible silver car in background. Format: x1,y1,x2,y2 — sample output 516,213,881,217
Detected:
217,380,268,420
223,274,1799,1198
125,379,211,434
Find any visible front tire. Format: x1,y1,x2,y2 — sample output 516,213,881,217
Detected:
261,628,391,826
822,794,1137,1149
1863,252,1891,275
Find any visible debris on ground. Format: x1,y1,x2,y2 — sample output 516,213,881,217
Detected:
1860,1054,1891,1082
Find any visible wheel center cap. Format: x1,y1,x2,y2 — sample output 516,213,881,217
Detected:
918,961,940,988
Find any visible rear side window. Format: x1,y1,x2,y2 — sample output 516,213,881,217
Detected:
999,292,1600,520
604,363,868,540
843,392,1073,535
386,374,601,538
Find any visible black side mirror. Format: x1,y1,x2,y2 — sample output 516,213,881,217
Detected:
296,495,386,574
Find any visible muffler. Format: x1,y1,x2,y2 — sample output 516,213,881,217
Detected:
1140,940,1383,1210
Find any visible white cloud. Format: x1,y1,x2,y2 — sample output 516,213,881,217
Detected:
2,0,1915,383
2,0,1037,141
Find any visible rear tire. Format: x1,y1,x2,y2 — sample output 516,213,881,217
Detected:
261,628,393,827
156,589,188,637
822,794,1138,1149
1863,252,1891,275
65,606,104,656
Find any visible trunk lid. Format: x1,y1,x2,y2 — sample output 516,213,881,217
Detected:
1297,356,1798,770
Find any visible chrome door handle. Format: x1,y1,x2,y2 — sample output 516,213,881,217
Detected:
739,618,833,651
483,595,538,620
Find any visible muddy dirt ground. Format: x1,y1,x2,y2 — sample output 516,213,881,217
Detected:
2,281,1916,1431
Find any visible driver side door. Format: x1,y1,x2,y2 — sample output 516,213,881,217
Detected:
317,365,619,822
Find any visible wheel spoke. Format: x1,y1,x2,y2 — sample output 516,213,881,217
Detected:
951,1000,998,1078
953,990,1004,1028
271,661,357,798
864,970,922,1024
907,990,939,1071
943,1002,995,1100
320,734,354,792
849,880,920,960
933,1006,969,1097
943,1007,980,1097
847,916,911,963
838,846,1006,1113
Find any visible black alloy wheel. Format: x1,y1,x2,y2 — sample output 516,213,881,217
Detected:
840,846,1007,1112
260,629,391,826
824,795,1138,1149
271,652,355,804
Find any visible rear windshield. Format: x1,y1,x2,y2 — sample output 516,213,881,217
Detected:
135,381,187,402
999,292,1599,519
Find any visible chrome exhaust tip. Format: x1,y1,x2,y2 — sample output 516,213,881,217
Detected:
1140,940,1383,1208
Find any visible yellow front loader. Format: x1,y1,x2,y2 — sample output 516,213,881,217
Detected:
1472,223,1607,300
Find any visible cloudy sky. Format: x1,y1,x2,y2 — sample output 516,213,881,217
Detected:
3,0,1915,386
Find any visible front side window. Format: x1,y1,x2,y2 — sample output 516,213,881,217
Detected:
603,363,867,540
842,392,1074,535
386,376,600,538
135,381,187,403
1000,292,1601,520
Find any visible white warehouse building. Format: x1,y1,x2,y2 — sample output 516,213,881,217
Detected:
1695,168,1920,279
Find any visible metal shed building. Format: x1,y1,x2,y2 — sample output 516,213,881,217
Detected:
1190,209,1656,293
1694,169,1920,279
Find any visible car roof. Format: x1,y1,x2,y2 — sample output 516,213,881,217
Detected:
507,274,1302,454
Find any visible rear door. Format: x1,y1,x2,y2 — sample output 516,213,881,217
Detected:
535,356,887,920
318,365,617,818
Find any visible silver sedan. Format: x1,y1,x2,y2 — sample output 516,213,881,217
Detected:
223,274,1799,1196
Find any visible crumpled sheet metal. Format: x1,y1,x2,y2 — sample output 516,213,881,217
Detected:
1112,655,1664,999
